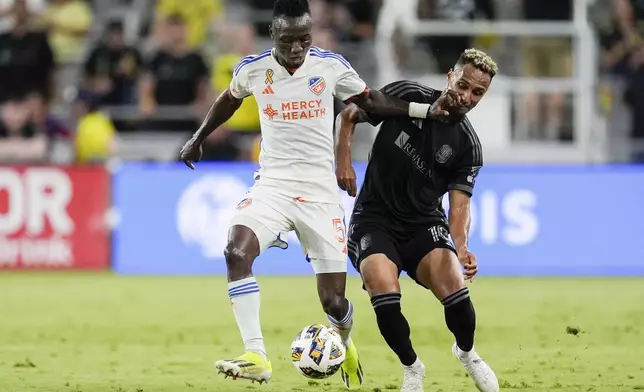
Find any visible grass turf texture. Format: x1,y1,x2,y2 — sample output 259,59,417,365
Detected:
1,274,643,392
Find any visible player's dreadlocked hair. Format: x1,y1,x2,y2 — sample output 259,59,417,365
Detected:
456,48,499,78
273,0,311,19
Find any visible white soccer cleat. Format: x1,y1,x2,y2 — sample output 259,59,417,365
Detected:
452,343,499,392
400,358,425,392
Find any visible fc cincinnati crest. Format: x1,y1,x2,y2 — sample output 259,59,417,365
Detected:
308,77,326,95
435,144,453,163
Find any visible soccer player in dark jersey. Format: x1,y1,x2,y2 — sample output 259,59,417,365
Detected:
334,48,500,392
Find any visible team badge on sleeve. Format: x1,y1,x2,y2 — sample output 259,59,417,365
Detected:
308,77,326,95
435,144,453,163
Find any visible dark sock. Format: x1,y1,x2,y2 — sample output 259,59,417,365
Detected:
442,287,476,352
371,292,417,366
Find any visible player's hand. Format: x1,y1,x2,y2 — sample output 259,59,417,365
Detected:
458,248,478,282
336,163,357,197
180,138,203,170
426,89,462,122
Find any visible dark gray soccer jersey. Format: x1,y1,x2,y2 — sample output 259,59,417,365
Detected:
352,80,483,230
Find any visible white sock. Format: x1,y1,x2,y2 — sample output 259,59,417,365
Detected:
228,277,266,359
327,300,354,347
456,344,476,361
404,357,424,369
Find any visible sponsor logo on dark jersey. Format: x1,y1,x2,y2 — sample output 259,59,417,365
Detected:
394,131,432,178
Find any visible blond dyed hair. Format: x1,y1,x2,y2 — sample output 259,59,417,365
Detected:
457,48,498,77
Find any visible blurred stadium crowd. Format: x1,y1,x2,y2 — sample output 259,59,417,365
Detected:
0,0,642,164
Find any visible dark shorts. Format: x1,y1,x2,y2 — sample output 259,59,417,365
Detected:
347,220,456,288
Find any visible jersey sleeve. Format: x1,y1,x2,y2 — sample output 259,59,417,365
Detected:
332,59,367,102
229,61,252,99
359,80,437,127
447,121,483,197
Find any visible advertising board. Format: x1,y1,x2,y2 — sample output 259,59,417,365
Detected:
112,163,644,276
0,166,110,269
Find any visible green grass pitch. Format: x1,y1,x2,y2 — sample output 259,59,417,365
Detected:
1,273,643,392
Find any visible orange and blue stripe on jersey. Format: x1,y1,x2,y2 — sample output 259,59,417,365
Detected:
345,88,370,103
233,49,273,76
309,46,351,69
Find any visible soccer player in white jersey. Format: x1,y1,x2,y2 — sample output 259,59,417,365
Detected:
179,0,443,389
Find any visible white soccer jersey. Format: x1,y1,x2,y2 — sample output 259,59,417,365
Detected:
229,46,367,203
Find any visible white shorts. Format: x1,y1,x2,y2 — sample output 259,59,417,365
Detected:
229,185,347,274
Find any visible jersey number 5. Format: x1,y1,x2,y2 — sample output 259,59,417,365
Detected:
332,218,346,243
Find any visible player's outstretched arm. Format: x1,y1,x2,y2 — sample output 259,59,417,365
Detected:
349,88,456,121
349,88,417,117
192,89,243,144
447,131,482,281
449,190,478,281
334,103,363,196
179,89,243,169
448,190,472,256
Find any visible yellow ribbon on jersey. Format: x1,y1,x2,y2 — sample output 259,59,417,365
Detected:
265,69,274,85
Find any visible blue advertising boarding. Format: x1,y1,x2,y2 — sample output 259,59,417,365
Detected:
112,163,644,276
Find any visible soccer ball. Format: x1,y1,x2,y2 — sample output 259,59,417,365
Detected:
291,324,346,379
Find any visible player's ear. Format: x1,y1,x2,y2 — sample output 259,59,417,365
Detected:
268,24,273,39
447,68,454,84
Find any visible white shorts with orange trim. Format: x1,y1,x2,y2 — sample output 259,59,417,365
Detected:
229,184,348,273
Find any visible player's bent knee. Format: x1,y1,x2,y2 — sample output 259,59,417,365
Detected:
360,254,400,295
223,225,260,262
223,242,253,276
223,226,261,279
416,249,465,300
223,243,247,264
